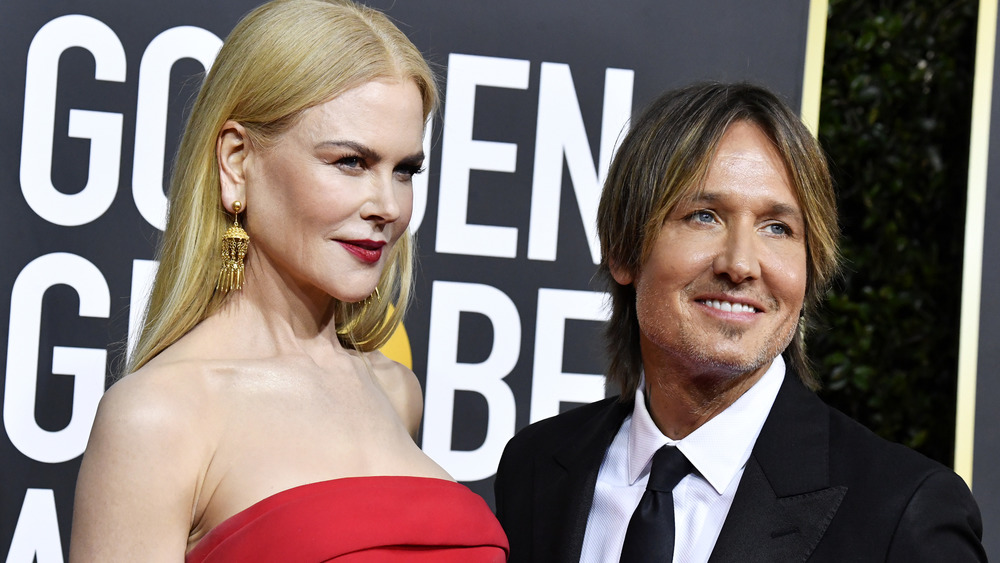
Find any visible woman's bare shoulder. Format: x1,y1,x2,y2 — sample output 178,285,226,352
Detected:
366,351,423,438
70,361,222,560
86,359,228,487
107,360,224,425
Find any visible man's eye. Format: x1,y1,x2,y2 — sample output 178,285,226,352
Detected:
767,223,789,235
693,210,715,223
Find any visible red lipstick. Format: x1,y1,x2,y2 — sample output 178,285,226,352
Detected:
339,240,384,264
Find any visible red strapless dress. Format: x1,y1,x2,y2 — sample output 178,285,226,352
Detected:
186,476,508,562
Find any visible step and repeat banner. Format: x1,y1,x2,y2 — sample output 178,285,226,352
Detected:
960,0,1000,558
1,0,822,559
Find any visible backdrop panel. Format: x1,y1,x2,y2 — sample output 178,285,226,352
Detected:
0,1,816,559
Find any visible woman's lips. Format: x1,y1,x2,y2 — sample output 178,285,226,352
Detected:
339,240,384,264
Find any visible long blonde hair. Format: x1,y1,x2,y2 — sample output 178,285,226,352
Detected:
127,0,437,374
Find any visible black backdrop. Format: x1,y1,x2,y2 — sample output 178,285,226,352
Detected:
0,1,820,559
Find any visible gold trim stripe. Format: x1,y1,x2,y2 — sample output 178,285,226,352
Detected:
955,0,998,487
801,0,829,134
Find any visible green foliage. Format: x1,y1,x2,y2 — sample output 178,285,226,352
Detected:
812,0,977,465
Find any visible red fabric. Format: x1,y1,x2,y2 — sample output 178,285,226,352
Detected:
186,476,509,562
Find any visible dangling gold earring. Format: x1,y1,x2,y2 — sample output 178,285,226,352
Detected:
365,286,382,305
217,200,249,292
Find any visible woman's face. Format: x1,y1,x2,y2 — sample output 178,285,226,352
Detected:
241,79,425,304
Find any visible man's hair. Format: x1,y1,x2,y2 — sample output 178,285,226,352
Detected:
597,81,839,398
127,0,438,375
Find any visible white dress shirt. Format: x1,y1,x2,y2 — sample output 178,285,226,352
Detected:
579,356,786,563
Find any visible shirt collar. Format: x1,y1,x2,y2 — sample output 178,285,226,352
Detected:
627,355,786,494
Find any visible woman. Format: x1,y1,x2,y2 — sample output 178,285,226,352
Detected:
69,1,508,560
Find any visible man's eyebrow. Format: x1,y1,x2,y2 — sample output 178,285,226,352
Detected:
768,202,804,221
688,192,804,220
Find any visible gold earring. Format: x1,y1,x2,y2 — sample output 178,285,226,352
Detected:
361,286,382,308
217,200,249,292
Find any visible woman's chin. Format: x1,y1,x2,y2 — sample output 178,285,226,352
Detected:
339,291,379,304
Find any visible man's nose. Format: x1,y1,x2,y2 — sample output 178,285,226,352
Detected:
713,226,761,283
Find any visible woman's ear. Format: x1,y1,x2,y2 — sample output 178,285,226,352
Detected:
217,120,249,213
609,258,634,286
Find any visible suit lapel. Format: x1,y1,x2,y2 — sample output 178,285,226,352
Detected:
541,398,631,563
708,458,846,562
709,374,846,562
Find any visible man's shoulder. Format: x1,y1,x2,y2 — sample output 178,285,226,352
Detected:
502,396,625,459
803,392,984,557
763,375,967,500
824,401,953,481
776,374,951,477
787,386,968,508
515,396,623,440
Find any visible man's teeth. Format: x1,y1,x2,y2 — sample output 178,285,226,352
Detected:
704,299,756,313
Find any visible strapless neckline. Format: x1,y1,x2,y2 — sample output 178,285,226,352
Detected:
186,475,508,562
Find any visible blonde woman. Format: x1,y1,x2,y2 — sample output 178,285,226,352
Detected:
69,1,508,560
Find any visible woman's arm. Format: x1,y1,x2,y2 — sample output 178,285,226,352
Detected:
70,371,207,562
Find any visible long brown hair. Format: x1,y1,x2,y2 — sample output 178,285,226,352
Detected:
598,82,840,398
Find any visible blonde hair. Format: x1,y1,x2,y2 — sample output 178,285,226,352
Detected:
127,0,437,374
598,82,840,397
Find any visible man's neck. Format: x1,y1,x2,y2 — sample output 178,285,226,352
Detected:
642,359,773,440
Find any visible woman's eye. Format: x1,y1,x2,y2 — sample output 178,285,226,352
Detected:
395,165,425,181
336,156,362,168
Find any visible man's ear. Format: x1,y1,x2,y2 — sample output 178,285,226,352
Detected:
609,258,634,286
217,120,249,213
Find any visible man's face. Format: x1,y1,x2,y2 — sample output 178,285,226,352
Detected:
613,120,808,381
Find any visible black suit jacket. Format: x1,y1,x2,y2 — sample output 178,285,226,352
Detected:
494,372,986,562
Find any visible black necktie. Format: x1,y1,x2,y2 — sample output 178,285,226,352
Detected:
619,445,693,563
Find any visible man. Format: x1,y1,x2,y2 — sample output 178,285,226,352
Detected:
494,82,985,562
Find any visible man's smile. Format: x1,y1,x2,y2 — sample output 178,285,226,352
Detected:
696,299,759,314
